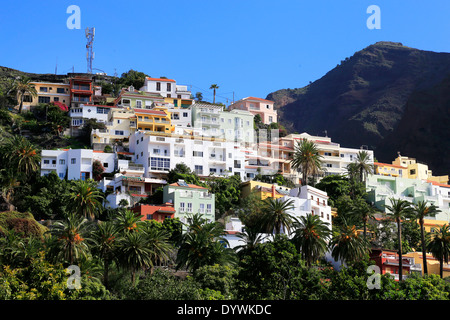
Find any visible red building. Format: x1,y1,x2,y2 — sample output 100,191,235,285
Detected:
131,203,176,222
69,75,94,108
370,248,421,281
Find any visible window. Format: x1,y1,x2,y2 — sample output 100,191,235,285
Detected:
179,202,185,212
122,99,131,106
57,88,65,94
194,165,203,175
43,159,49,164
59,159,65,165
193,151,203,157
71,158,76,164
23,95,32,102
266,104,271,109
410,169,416,175
268,116,273,123
58,173,65,179
136,100,142,108
156,82,161,91
146,214,153,220
149,157,170,171
187,203,192,213
80,172,90,180
199,203,205,213
115,130,124,135
103,163,108,168
206,204,212,214
183,112,188,118
38,96,51,103
167,83,171,91
54,97,59,102
39,87,48,92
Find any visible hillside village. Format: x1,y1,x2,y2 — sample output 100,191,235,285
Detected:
1,69,450,300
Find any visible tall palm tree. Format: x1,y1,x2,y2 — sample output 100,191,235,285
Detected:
259,198,296,235
176,213,235,272
349,196,376,243
384,198,413,281
116,231,154,286
412,200,441,275
210,84,219,104
141,224,174,274
290,138,323,188
426,224,450,278
354,150,374,183
49,212,93,265
68,179,104,221
90,221,120,289
14,76,37,114
329,218,369,265
291,213,331,267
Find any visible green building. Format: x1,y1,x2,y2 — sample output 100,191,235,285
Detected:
163,180,216,224
366,174,450,221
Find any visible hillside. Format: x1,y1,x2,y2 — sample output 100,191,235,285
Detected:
267,41,450,175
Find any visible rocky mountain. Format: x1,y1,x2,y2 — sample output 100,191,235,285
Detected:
267,41,450,175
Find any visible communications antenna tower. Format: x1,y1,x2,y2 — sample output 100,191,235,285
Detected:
85,27,95,74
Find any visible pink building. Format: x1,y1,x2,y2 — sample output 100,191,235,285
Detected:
229,97,277,124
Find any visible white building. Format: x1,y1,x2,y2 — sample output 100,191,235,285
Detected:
141,77,192,99
40,149,115,180
281,185,332,229
129,131,247,181
69,104,116,128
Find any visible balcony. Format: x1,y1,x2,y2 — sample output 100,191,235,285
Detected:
41,163,57,169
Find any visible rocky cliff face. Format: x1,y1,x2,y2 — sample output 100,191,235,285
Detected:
267,42,450,175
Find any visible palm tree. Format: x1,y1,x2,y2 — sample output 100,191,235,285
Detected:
116,231,154,286
3,135,41,176
68,179,104,221
209,84,219,104
426,224,450,278
90,221,120,289
14,76,37,113
176,213,235,272
290,138,323,188
141,224,174,274
329,219,369,265
234,227,267,254
49,212,93,265
114,208,143,233
259,198,296,235
412,200,441,275
384,198,413,281
353,150,374,183
291,213,331,267
349,196,376,243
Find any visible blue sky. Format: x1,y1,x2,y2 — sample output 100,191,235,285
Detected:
0,0,449,104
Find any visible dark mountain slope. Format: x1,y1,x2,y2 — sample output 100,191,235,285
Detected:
267,41,450,151
375,73,450,176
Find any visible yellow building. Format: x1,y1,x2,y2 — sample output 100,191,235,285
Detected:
20,81,70,111
422,219,449,233
91,109,137,145
240,181,291,200
392,154,448,184
135,108,174,133
374,162,407,178
404,251,450,278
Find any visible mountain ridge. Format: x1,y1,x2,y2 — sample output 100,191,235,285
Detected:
266,41,450,175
